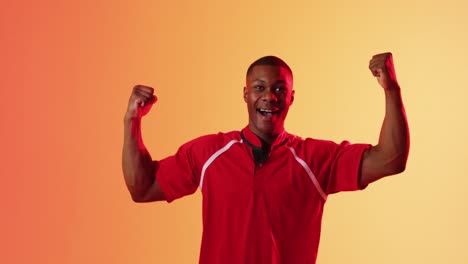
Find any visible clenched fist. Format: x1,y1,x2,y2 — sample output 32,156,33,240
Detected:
125,85,157,119
369,52,399,90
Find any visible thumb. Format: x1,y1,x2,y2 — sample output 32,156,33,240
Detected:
133,98,143,108
128,98,143,113
138,95,157,108
372,68,383,77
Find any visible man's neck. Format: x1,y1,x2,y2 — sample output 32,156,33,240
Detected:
248,127,283,145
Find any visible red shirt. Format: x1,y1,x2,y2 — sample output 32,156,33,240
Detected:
155,127,370,264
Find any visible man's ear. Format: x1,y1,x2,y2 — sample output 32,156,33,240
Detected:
290,90,295,105
243,86,247,102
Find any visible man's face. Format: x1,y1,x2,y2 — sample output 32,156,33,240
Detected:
244,65,294,140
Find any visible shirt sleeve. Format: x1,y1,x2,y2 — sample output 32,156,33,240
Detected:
317,140,371,194
154,141,200,203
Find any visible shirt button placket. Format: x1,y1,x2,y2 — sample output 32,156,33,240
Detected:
254,163,265,192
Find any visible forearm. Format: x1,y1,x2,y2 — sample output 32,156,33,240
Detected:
376,86,410,173
122,115,155,200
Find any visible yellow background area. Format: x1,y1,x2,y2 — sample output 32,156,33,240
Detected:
2,0,467,263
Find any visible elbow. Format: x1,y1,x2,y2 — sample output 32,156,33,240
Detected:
388,156,408,175
131,194,146,203
385,145,409,175
396,150,409,174
392,163,406,174
127,186,149,203
131,193,153,203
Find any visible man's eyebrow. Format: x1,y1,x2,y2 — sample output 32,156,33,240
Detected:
274,80,286,84
251,79,286,84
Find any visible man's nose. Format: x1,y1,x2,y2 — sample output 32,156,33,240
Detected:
262,89,278,102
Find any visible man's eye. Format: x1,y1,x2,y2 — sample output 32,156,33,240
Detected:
275,87,286,93
254,86,264,91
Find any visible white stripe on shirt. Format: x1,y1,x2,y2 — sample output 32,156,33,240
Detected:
199,139,243,190
288,147,328,201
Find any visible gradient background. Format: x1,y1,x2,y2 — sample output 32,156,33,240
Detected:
2,0,467,263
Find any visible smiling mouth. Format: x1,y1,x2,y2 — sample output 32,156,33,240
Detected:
257,108,279,117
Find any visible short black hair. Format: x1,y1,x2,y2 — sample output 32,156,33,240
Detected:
246,55,293,79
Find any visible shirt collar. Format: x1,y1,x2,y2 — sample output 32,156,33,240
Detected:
241,126,289,149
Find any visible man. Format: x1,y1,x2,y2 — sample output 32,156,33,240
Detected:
122,53,409,263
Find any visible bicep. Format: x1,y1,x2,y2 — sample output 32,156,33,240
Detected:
359,145,399,186
140,178,166,202
140,160,168,202
132,161,166,203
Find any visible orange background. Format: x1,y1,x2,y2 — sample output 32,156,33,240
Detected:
2,0,467,263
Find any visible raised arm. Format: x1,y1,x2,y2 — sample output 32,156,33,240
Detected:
122,85,165,202
359,53,410,186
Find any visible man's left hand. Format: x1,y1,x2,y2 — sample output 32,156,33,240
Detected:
369,52,399,90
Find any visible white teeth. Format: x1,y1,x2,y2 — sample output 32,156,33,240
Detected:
258,109,277,117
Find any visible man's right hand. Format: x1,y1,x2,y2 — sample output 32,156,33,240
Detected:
125,85,157,120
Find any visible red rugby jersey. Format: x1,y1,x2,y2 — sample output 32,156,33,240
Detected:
155,126,370,264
